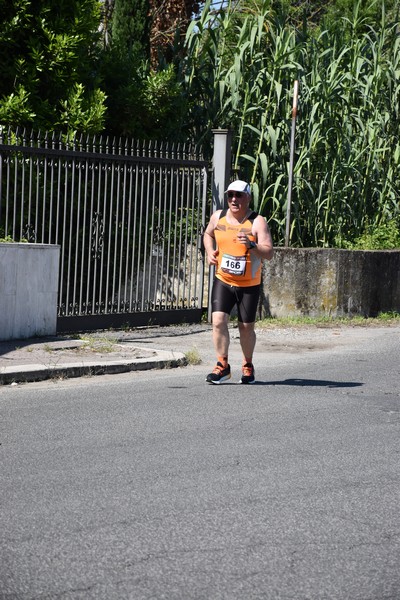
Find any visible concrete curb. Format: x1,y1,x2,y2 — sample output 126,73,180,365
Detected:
0,349,187,385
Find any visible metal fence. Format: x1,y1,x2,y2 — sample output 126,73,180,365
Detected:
0,127,209,331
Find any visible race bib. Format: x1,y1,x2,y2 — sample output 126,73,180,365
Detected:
221,253,246,276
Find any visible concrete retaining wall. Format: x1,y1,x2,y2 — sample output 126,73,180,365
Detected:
261,248,400,318
0,243,60,340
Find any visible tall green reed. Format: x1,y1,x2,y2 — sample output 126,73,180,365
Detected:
183,0,400,247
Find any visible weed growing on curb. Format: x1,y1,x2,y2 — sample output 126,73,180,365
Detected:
78,335,118,353
185,348,202,365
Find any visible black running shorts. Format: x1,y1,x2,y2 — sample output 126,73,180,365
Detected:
211,277,261,323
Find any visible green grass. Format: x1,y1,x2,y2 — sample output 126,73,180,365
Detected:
256,312,400,329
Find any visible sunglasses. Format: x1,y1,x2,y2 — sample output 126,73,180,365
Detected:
227,191,244,198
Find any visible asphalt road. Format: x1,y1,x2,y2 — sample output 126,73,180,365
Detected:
1,326,400,599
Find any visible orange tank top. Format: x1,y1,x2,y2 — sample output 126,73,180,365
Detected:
214,210,261,287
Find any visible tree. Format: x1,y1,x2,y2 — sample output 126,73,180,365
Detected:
0,0,106,133
110,0,151,57
100,0,201,138
149,0,202,64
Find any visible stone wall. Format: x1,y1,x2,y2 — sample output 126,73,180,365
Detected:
261,248,400,318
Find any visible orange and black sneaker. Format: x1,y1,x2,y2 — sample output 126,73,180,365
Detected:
206,361,231,384
240,362,255,384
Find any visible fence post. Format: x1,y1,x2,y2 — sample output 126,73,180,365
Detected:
208,129,233,322
212,129,232,211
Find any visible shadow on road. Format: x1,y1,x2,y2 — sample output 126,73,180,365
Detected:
256,378,363,388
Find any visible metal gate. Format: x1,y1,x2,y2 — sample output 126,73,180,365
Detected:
0,127,208,331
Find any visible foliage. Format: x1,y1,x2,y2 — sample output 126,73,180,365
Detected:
141,66,187,137
149,0,202,64
276,0,398,32
339,219,400,250
181,0,400,247
0,234,27,243
100,0,198,137
59,84,106,133
0,0,106,133
0,87,36,123
2,0,399,249
99,0,150,137
100,48,187,138
110,0,150,57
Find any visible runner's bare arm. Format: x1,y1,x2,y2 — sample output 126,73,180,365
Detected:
203,211,221,265
251,215,274,260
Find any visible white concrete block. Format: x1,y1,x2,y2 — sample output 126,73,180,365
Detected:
0,244,60,341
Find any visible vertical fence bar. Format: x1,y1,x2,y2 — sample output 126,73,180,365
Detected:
5,144,11,237
79,146,88,314
135,163,144,310
181,165,189,307
56,145,64,313
48,132,56,245
26,131,34,242
41,148,48,243
111,160,119,310
146,160,158,306
158,164,168,308
198,165,208,310
129,163,139,312
14,147,20,240
97,145,108,314
187,168,196,307
64,148,73,314
164,164,174,309
179,163,186,307
72,145,82,312
124,158,134,311
117,146,128,312
4,146,11,237
34,134,41,242
86,138,95,314
141,161,151,309
0,146,3,230
20,143,27,240
171,165,180,309
104,140,116,314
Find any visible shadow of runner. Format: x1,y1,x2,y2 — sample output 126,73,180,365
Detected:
209,379,363,387
255,378,363,388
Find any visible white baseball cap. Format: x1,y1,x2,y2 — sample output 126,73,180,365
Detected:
225,180,251,195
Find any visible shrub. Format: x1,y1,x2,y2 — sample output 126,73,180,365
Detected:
341,219,400,250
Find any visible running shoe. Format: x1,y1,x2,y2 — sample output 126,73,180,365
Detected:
240,362,255,384
206,361,231,384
